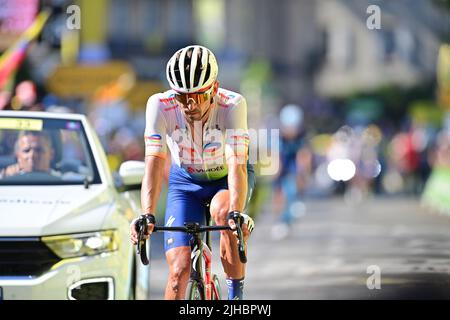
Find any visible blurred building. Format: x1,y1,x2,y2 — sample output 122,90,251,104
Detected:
107,0,195,79
223,0,319,102
315,0,450,97
221,0,450,101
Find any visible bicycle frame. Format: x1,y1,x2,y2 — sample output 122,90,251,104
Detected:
189,226,218,300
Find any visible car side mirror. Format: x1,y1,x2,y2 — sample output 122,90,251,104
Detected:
118,160,145,190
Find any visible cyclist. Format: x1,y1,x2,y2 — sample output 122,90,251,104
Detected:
130,45,255,300
271,104,311,240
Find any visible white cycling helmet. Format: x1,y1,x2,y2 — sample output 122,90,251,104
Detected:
166,45,218,93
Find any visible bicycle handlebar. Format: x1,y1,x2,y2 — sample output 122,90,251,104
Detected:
153,225,231,232
135,216,247,265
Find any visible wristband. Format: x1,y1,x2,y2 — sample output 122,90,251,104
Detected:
141,214,156,225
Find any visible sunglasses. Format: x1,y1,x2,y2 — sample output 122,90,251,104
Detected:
174,87,214,105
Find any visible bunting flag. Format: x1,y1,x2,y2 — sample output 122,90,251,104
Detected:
0,9,51,89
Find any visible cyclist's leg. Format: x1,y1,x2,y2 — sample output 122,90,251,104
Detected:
163,167,207,299
165,247,191,300
210,189,244,276
209,164,255,299
280,173,297,225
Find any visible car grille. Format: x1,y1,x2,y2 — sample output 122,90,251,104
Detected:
0,238,61,277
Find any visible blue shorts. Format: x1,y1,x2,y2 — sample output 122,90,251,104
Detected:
163,164,255,252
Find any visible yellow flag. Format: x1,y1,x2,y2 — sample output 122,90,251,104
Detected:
437,44,450,110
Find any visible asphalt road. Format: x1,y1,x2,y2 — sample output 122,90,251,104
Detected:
147,196,450,300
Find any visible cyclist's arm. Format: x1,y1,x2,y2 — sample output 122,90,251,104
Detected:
141,94,168,215
227,158,247,212
225,96,249,212
141,155,166,215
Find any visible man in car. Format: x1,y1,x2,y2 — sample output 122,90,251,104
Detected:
0,130,54,178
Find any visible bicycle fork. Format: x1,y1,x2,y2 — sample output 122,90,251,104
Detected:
189,232,214,300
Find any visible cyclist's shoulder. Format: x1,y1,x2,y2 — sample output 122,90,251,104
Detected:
216,88,246,108
146,90,178,111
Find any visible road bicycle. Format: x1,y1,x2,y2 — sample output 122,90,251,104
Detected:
135,211,247,300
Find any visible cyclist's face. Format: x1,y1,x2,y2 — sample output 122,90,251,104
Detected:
16,135,53,173
176,81,218,124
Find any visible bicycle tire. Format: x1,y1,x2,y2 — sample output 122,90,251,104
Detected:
211,274,222,300
185,280,204,300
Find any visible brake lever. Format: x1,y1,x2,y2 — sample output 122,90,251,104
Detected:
136,216,149,265
229,211,247,264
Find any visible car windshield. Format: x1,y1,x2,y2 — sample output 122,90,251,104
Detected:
0,116,101,185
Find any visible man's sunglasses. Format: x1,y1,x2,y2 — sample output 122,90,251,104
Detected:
174,87,213,105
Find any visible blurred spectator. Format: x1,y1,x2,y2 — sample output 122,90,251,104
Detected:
350,126,381,201
87,76,145,172
323,124,383,203
42,94,63,111
271,104,312,240
9,81,44,111
386,120,434,195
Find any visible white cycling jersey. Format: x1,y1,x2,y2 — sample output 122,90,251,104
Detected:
144,88,249,181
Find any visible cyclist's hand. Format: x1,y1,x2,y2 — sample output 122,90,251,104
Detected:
241,213,255,241
3,163,20,176
130,215,155,245
228,212,254,242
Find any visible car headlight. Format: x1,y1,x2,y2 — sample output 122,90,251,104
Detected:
42,230,118,259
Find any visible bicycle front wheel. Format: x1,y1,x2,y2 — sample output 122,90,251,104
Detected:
185,280,204,300
211,274,222,300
